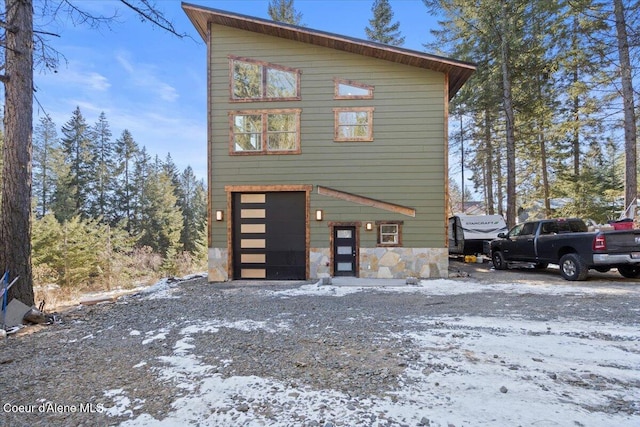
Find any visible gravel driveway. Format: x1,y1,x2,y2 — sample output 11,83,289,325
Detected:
1,260,639,427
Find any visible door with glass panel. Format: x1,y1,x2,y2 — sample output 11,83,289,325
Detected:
333,226,357,276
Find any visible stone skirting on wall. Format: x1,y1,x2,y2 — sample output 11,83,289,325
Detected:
359,247,448,279
210,247,449,282
208,248,228,282
310,247,449,280
310,248,331,278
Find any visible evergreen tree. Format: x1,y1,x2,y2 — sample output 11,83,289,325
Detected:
88,112,115,221
131,146,152,235
137,156,183,258
113,129,140,229
268,0,303,25
1,0,187,306
365,0,405,46
32,214,100,288
163,153,182,197
33,115,60,218
178,166,207,253
56,106,94,220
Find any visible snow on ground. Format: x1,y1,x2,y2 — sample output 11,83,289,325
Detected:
110,277,639,426
138,273,208,300
270,275,640,298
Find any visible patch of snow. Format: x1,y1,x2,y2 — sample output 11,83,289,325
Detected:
138,273,207,300
114,310,640,426
269,277,640,298
269,282,364,298
141,329,168,345
103,389,133,418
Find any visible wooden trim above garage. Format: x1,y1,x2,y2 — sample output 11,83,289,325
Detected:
317,186,416,217
226,184,313,193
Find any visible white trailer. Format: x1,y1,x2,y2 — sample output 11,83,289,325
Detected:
449,214,508,255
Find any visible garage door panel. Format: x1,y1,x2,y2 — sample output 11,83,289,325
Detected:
233,192,306,280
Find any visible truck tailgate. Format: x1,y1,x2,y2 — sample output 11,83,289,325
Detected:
602,229,640,253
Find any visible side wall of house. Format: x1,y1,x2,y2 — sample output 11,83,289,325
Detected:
207,24,449,281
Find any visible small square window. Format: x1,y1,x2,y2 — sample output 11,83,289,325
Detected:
377,221,402,247
333,107,374,142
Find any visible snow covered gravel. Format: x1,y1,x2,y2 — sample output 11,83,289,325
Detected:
1,264,639,427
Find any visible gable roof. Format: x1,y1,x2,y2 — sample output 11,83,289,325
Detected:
182,2,475,99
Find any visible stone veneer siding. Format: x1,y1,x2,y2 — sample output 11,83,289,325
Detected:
312,247,448,280
208,248,228,282
209,247,449,282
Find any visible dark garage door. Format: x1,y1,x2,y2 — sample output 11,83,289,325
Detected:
233,192,306,280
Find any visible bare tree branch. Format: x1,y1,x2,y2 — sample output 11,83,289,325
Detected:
119,0,189,38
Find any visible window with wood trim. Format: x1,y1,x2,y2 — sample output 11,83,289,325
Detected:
377,221,403,247
230,109,301,155
334,107,374,142
334,78,374,99
230,56,301,101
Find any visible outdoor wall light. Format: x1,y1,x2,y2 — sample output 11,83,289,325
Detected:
365,222,374,231
215,210,224,221
315,209,324,221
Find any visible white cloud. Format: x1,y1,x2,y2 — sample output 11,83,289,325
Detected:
116,51,179,102
39,66,111,92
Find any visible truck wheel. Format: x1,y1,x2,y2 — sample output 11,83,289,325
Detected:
492,251,507,270
559,254,588,281
618,265,640,278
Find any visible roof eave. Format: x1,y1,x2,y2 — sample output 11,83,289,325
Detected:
181,2,475,99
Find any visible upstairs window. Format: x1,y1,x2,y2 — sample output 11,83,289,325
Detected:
230,109,301,155
230,56,301,101
334,78,374,99
333,107,374,142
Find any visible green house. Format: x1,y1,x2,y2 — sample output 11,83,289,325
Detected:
183,3,475,281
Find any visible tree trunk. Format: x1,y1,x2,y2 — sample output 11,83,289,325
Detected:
613,0,638,218
484,108,495,215
1,0,34,305
501,1,517,228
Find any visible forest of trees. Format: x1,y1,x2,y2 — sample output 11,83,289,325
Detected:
2,0,637,304
28,107,207,290
424,0,639,226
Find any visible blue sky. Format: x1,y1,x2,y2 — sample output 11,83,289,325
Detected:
34,0,441,180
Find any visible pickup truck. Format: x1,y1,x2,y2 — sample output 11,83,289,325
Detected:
490,218,640,280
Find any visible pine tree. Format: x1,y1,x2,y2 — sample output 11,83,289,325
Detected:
56,107,94,220
88,112,115,221
268,0,303,25
33,115,60,218
1,0,187,306
32,214,101,288
137,156,183,258
178,166,207,254
612,0,638,217
365,0,405,46
113,129,140,229
131,146,152,235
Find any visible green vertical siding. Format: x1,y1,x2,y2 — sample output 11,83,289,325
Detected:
209,25,447,249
